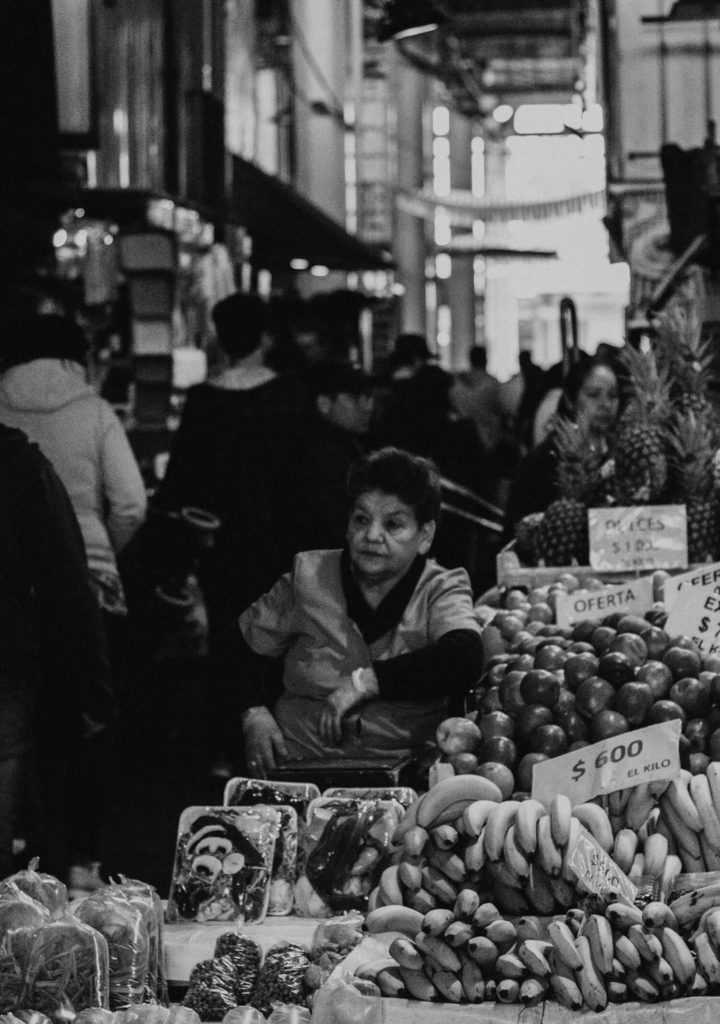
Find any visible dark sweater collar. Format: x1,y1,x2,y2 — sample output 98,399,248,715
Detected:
340,548,426,645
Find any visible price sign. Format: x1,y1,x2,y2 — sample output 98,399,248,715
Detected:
665,582,720,657
555,575,654,628
567,827,637,902
532,719,681,808
662,560,720,613
588,505,687,572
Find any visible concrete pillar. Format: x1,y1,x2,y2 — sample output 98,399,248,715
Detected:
483,137,518,379
393,51,427,336
291,0,347,225
448,111,475,370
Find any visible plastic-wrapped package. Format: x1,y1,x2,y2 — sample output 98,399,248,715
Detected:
122,1003,171,1024
213,934,261,1005
23,917,110,1020
181,956,240,1022
310,979,380,1024
166,1006,200,1024
72,1010,118,1024
304,914,365,994
321,788,418,810
294,799,402,915
74,889,149,1009
251,943,311,1017
0,861,67,920
167,807,279,925
1,1012,54,1024
0,887,51,1013
266,1007,310,1024
221,1008,266,1024
115,877,168,1004
223,781,319,819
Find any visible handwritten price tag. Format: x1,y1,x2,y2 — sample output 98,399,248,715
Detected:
663,560,720,614
531,719,681,808
555,575,655,628
588,505,687,572
665,583,720,657
567,827,637,902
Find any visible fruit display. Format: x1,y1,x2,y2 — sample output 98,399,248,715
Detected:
461,573,720,795
512,303,720,568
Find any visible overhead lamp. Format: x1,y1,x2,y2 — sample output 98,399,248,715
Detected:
376,0,448,43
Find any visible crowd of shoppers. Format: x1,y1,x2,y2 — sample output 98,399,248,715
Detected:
0,283,627,893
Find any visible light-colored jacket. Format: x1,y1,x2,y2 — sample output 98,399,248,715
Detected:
0,359,147,595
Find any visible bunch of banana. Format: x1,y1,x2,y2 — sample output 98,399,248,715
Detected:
650,770,720,874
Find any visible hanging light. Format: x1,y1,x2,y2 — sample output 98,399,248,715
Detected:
376,0,447,43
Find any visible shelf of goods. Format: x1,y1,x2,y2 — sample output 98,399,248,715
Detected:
164,918,320,984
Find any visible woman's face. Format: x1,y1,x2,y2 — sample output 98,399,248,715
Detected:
347,490,435,586
575,365,620,439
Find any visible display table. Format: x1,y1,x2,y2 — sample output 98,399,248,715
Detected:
163,918,321,984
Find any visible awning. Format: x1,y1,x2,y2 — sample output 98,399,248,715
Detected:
230,155,394,272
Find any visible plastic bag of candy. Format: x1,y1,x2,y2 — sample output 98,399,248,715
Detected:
266,1007,310,1024
251,943,310,1017
23,916,110,1020
0,861,67,920
0,888,51,1014
181,957,238,1022
213,933,261,1006
74,888,149,1009
114,877,168,1004
220,1009,265,1024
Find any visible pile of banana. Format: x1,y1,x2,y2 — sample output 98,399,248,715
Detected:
608,766,720,876
358,893,711,1007
370,776,624,916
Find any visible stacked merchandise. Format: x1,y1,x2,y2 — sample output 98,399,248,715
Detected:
511,304,720,570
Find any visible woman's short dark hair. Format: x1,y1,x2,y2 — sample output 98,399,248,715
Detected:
211,292,268,360
347,447,442,525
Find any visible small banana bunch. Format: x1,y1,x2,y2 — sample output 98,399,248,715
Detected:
609,768,720,877
362,898,565,1004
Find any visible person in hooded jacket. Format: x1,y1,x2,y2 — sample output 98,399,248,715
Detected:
0,313,146,891
0,423,115,881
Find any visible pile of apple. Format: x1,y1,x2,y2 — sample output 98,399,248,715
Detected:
436,572,720,797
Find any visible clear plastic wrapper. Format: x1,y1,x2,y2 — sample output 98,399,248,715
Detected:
223,781,319,819
251,943,311,1017
0,861,67,920
166,1007,200,1024
121,1007,170,1024
294,799,402,915
310,979,380,1024
266,1007,310,1024
321,788,418,809
1,1013,54,1024
72,1011,119,1024
304,914,365,993
0,887,51,1014
23,916,110,1020
115,877,168,1004
74,888,150,1009
213,933,261,1005
221,1008,266,1024
181,956,239,1022
166,807,278,924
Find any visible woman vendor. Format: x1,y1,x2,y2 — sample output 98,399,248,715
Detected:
237,447,487,776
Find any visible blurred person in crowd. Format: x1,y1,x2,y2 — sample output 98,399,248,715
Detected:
451,345,503,454
0,422,115,883
294,363,375,552
504,353,621,540
0,313,145,890
237,448,487,775
157,291,309,777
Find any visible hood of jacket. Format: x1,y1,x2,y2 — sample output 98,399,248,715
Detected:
0,359,94,412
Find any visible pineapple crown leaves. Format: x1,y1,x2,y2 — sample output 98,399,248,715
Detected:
552,417,605,502
665,410,719,501
616,342,673,428
654,302,720,404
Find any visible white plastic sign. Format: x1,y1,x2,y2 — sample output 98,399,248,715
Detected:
662,560,720,613
568,826,638,902
532,719,681,808
555,575,655,628
664,582,720,657
588,505,688,572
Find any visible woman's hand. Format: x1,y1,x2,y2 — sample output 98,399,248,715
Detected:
241,706,288,778
318,668,379,746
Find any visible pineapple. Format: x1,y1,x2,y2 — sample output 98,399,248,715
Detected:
613,342,672,504
535,418,607,566
655,302,720,424
666,410,720,563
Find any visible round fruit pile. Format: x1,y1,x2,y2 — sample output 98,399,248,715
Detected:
444,573,720,795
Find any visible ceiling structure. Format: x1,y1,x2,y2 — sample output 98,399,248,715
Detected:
378,0,594,119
